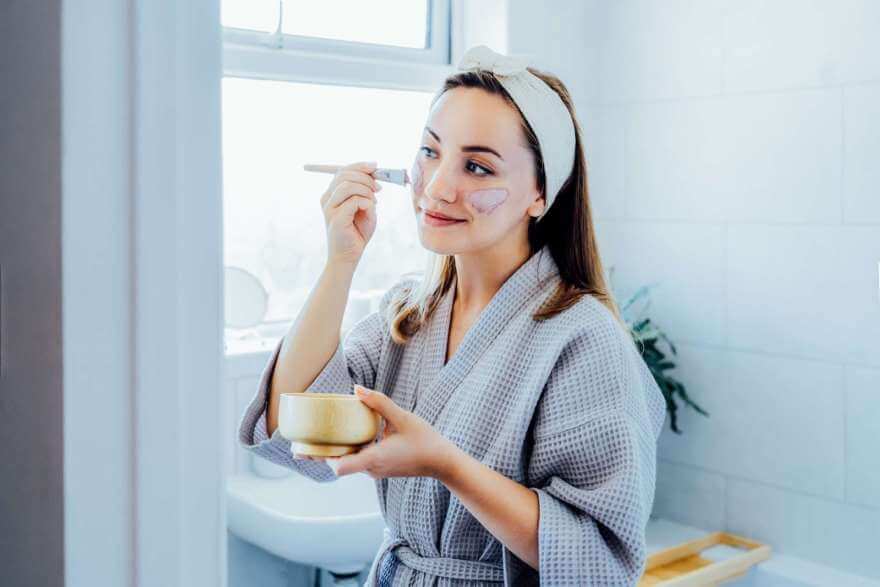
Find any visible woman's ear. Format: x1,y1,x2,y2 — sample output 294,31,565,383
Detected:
526,191,546,219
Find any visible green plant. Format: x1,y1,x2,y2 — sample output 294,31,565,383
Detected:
609,267,710,434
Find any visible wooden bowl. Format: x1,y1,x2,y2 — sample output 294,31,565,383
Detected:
278,392,381,457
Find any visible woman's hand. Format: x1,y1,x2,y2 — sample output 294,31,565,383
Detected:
321,160,383,268
321,385,455,479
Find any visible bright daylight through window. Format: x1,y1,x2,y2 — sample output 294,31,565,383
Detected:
221,0,442,355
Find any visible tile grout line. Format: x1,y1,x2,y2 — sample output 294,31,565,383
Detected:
589,78,880,109
657,457,880,513
722,222,729,349
621,104,628,219
723,474,728,532
600,218,880,228
672,340,880,371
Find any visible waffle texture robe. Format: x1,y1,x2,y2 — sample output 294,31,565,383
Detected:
238,244,667,586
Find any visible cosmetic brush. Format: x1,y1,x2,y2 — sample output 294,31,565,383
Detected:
303,164,410,187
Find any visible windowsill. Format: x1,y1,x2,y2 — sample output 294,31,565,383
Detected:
224,337,279,380
223,290,379,379
223,325,354,381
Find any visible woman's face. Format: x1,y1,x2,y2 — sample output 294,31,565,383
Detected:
411,87,544,254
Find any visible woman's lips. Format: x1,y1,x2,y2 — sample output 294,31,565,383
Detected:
421,209,466,227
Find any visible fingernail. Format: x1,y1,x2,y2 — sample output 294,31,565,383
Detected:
355,385,371,396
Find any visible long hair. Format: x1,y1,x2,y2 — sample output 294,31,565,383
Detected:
386,67,628,345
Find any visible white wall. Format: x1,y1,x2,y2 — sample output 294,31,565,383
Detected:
510,0,880,579
62,1,134,585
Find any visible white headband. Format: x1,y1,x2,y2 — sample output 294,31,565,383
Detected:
456,45,576,222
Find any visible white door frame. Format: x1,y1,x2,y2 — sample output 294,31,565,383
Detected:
63,0,225,585
133,1,225,586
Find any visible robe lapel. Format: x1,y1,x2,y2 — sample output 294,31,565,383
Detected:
411,282,454,413
414,245,559,426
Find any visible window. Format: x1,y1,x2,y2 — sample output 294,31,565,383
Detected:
222,1,454,355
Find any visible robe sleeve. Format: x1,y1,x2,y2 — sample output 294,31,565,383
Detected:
505,313,666,586
236,278,415,483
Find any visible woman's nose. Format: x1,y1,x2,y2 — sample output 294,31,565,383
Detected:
423,163,458,204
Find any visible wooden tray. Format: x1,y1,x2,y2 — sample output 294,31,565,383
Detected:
638,531,772,586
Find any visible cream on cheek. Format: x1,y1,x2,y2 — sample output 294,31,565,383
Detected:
410,159,425,194
465,188,509,215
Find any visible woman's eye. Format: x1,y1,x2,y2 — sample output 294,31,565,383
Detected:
466,161,492,176
419,147,491,176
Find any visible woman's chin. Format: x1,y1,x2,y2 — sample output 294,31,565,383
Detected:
418,231,465,255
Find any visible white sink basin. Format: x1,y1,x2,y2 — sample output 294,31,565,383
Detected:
226,470,385,574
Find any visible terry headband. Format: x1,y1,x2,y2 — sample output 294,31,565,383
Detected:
456,44,577,221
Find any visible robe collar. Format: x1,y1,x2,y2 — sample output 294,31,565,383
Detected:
411,244,559,425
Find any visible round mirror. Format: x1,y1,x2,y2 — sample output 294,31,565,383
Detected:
224,266,268,329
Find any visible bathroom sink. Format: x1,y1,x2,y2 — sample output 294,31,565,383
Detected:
226,469,385,574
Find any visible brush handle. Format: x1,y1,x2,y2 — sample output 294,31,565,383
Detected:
303,164,409,186
302,164,344,174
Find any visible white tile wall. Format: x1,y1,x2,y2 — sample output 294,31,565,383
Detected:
659,347,846,499
653,460,727,531
562,0,880,579
583,105,626,220
727,225,880,366
625,90,842,223
844,85,880,224
594,221,725,346
507,0,601,106
723,0,880,92
624,98,728,221
726,478,880,578
595,0,725,103
845,366,880,509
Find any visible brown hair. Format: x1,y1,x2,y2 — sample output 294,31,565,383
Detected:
386,67,628,345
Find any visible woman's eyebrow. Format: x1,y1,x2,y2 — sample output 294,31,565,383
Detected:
424,126,505,161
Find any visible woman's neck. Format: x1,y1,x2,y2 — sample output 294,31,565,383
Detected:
452,239,532,314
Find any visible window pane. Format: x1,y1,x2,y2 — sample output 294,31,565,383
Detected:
222,0,279,33
222,78,433,353
282,0,429,48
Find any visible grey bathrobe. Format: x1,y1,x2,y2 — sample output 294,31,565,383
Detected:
238,244,667,586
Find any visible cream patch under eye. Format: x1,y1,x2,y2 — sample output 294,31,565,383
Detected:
465,188,509,214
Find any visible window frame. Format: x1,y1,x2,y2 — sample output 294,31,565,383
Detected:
222,0,456,90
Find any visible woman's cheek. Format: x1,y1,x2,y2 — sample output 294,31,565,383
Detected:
410,159,425,194
465,188,509,215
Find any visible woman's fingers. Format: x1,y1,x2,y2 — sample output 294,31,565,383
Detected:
322,170,380,202
323,180,377,212
321,161,381,267
319,163,380,206
330,195,375,227
355,196,378,240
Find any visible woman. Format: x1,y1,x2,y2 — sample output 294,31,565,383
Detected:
239,45,666,586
